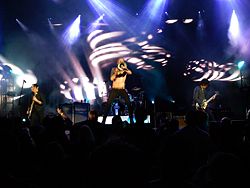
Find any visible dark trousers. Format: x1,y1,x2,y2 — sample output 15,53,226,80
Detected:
29,110,44,141
102,89,133,124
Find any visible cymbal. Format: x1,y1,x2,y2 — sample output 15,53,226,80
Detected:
132,87,141,91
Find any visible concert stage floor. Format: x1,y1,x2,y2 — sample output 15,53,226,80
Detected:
97,115,151,124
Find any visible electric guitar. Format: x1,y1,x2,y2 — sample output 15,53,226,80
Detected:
27,93,37,120
196,91,219,111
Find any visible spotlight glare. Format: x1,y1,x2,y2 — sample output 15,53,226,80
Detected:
237,61,245,69
183,19,193,24
52,23,63,26
157,29,163,33
16,19,29,32
229,10,240,41
63,15,81,45
165,19,178,24
147,34,153,40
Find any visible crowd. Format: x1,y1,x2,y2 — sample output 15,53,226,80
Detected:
0,108,250,188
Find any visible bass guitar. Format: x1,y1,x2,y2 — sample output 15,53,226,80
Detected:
27,93,37,120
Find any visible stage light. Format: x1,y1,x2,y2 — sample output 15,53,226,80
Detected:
63,15,81,45
197,12,204,33
48,18,54,31
170,99,175,103
147,34,153,40
165,19,178,24
183,19,193,24
229,10,240,42
139,0,168,31
237,61,245,69
151,100,155,104
157,29,163,33
16,19,29,32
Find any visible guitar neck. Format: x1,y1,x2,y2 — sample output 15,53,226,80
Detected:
206,94,217,103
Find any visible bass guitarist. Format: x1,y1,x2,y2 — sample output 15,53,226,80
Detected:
27,84,45,127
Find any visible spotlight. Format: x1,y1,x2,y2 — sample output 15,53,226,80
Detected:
237,61,245,69
16,19,29,32
151,100,155,104
183,19,193,24
229,10,240,41
147,34,153,40
63,15,81,45
165,19,178,24
157,29,163,33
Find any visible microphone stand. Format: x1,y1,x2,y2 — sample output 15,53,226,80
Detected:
17,80,26,117
18,80,25,106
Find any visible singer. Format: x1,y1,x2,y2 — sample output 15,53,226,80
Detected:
102,58,134,124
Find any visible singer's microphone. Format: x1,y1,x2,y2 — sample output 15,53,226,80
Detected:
23,80,26,83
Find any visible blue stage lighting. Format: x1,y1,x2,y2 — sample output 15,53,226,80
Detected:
63,15,81,45
229,10,240,41
237,61,245,69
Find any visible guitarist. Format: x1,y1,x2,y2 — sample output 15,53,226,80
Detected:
27,84,45,127
193,79,217,121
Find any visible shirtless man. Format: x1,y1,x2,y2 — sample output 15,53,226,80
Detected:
102,58,133,124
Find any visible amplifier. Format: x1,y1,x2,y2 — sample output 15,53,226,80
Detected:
61,102,90,124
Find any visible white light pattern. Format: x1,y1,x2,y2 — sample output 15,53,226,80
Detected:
60,77,108,102
184,59,241,82
89,31,125,50
87,28,171,70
